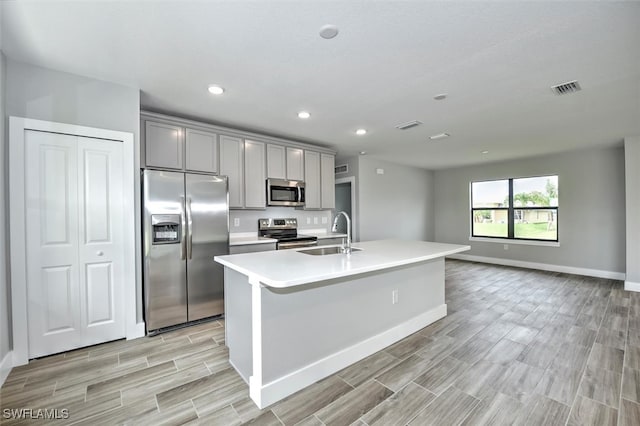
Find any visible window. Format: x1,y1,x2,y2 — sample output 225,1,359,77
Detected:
471,175,558,242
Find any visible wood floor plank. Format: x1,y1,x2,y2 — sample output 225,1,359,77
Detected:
86,360,176,400
517,341,560,369
620,398,640,426
460,391,523,426
360,382,436,426
505,325,540,346
596,328,627,350
568,396,617,426
314,380,393,426
578,366,622,408
185,404,241,426
242,410,282,425
535,366,583,406
168,368,247,415
374,354,434,392
453,360,511,400
413,356,471,395
588,343,625,374
408,386,479,426
450,337,495,364
622,367,640,404
271,376,353,425
384,331,432,359
515,394,571,426
498,360,545,403
483,339,527,365
337,350,399,388
625,345,640,371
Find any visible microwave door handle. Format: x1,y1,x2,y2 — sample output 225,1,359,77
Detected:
298,186,303,202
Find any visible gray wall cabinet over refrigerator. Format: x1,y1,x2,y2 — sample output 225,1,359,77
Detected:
143,119,218,174
145,121,184,170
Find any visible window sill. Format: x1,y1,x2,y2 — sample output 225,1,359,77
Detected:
469,237,560,247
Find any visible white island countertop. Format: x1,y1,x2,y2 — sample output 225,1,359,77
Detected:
215,239,470,288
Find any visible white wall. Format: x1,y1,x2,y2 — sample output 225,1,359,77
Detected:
0,51,10,372
625,136,640,289
357,156,435,242
434,146,626,275
5,60,144,328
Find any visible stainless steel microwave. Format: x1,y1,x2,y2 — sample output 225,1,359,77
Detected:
266,178,305,207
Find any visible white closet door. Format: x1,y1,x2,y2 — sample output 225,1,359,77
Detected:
77,136,125,347
25,130,125,358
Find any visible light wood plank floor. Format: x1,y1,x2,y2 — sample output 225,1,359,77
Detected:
2,260,640,425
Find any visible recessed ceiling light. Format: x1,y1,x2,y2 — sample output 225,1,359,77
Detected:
319,24,339,39
359,151,367,155
481,150,489,154
208,85,224,95
297,111,311,119
429,133,450,140
355,129,367,136
434,93,447,100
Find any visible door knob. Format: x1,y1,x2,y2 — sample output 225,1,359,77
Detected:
96,251,104,256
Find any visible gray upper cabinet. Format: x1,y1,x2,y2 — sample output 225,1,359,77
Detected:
286,147,304,181
219,135,244,208
266,144,286,179
145,121,184,170
244,140,266,209
321,153,335,209
304,151,321,209
185,129,218,173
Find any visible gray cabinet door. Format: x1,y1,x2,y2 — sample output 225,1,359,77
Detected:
266,144,286,179
304,151,321,209
286,147,304,181
244,140,266,209
219,135,244,208
321,153,336,209
186,129,218,173
145,121,184,170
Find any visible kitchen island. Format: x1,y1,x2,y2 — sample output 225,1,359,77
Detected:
214,239,470,408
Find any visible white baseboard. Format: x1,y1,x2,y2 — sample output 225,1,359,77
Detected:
251,304,447,409
127,322,146,340
0,351,13,387
448,254,625,281
625,281,640,292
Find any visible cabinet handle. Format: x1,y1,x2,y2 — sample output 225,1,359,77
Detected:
180,196,187,260
96,251,104,256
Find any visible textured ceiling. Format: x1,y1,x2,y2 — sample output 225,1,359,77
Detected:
2,1,639,169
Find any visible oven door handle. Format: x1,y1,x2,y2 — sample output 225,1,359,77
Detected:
278,240,318,250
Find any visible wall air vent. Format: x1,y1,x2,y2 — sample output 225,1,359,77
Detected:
395,120,422,130
551,80,581,95
335,164,348,174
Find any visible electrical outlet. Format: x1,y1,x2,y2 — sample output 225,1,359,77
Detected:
314,217,319,225
322,217,328,224
504,244,509,250
233,218,240,227
392,289,399,304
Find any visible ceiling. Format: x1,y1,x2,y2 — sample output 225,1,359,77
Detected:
2,1,639,169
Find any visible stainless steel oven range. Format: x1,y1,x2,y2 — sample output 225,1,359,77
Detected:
258,218,318,249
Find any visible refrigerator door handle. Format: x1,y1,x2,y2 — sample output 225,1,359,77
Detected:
186,197,193,260
180,196,187,260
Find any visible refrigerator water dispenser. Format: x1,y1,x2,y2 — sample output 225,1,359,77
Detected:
151,214,181,244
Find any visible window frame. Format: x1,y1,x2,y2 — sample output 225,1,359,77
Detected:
470,175,559,243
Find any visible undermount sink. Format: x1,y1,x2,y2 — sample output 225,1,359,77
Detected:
298,246,362,256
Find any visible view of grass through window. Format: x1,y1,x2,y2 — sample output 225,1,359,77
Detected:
471,176,558,241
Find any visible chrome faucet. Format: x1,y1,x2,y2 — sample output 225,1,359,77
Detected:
331,211,352,254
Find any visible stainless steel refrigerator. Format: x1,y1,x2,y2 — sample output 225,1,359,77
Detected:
143,169,228,332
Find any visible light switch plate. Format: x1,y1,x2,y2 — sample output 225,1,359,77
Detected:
233,218,240,227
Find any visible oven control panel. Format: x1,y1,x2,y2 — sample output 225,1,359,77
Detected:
258,218,297,230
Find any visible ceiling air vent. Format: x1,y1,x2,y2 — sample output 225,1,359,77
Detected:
551,80,581,95
335,164,348,174
395,120,422,130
